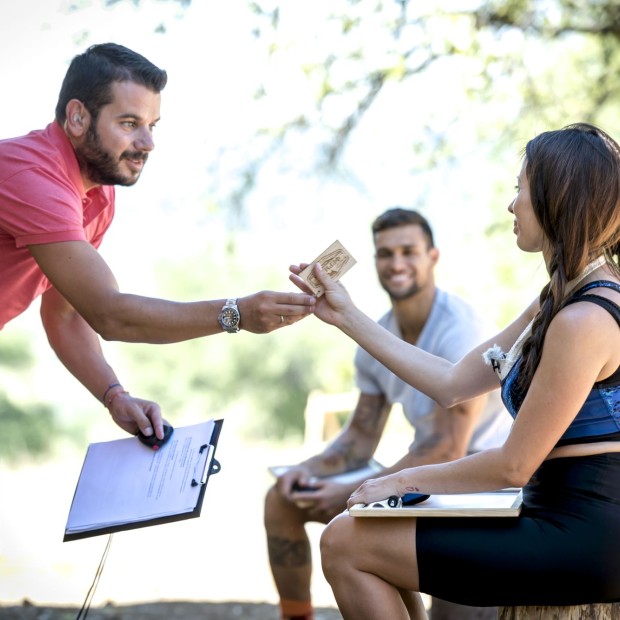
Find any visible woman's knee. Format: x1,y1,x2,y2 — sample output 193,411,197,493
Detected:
320,512,355,578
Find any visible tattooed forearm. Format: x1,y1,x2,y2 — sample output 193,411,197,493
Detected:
354,394,388,434
304,393,389,475
321,438,368,471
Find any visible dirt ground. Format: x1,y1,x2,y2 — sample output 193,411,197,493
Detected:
0,600,344,620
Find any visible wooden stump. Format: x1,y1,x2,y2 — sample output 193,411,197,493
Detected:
498,603,620,619
430,597,497,619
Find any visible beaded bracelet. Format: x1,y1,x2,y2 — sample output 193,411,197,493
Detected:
106,390,130,409
102,382,122,404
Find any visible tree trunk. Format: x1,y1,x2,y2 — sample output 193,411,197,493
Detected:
498,604,620,619
430,597,498,619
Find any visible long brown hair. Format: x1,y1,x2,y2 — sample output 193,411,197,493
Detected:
518,123,620,391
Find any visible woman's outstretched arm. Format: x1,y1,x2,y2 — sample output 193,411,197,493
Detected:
294,263,537,408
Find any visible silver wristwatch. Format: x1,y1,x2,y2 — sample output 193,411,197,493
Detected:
218,298,240,333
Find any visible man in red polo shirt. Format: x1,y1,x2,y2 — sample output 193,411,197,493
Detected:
0,43,315,441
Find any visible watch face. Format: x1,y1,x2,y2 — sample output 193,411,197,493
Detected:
220,307,239,329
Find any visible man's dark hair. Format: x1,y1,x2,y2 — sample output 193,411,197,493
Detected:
55,43,168,124
371,207,435,248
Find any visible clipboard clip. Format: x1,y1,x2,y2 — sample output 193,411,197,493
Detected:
191,438,223,487
192,443,215,487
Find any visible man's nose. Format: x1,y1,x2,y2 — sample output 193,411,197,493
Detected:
389,253,407,270
135,127,155,151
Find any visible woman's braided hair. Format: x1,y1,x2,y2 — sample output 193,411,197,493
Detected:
517,123,620,393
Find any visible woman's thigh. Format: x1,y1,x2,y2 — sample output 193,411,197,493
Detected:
321,512,421,591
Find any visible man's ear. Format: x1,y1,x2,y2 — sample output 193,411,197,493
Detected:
64,99,90,137
429,246,440,266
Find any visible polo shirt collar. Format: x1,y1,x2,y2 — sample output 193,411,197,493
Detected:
47,120,88,199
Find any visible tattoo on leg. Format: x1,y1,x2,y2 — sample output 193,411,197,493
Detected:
268,536,311,567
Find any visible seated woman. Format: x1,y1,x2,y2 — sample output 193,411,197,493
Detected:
291,123,620,619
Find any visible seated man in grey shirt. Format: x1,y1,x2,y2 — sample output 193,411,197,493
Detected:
264,207,511,620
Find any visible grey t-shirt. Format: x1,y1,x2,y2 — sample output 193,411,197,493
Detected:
354,288,512,452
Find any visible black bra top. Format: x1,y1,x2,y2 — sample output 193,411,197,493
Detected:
565,280,620,386
566,280,620,320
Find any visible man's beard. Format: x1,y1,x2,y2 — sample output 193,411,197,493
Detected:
76,125,147,187
380,280,421,302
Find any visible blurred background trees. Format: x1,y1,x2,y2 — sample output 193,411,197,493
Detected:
2,0,619,460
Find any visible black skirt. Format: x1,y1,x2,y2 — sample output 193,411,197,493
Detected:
417,453,620,606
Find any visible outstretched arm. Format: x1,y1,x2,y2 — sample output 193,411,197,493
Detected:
40,286,165,439
29,240,316,343
293,263,535,408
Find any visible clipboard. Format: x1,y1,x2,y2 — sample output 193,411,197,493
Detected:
63,419,223,541
349,489,523,518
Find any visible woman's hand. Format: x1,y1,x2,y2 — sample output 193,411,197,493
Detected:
289,262,356,327
346,473,407,510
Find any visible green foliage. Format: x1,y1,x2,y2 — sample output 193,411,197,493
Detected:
117,322,354,441
0,333,33,369
104,0,192,8
224,0,620,202
0,329,89,462
89,0,620,189
0,394,84,462
114,237,356,440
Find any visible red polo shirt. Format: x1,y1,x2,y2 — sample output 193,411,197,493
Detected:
0,121,115,328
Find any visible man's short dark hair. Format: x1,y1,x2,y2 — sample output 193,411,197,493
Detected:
371,207,435,248
55,42,168,124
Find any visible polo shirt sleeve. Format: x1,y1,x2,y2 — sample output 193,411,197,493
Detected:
1,167,87,247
